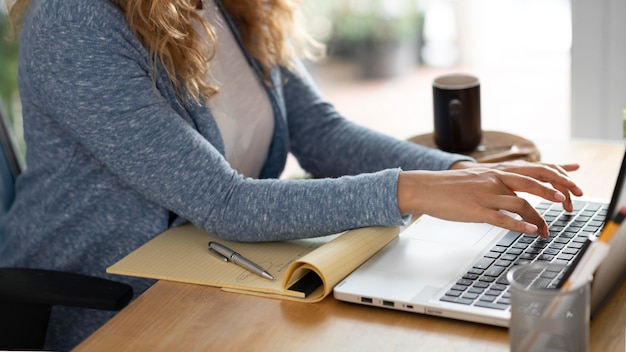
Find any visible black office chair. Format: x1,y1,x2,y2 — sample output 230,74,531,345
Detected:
0,101,133,349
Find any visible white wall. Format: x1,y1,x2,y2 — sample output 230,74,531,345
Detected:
453,0,572,141
571,0,626,140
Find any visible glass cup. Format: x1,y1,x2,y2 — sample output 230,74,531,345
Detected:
507,262,590,352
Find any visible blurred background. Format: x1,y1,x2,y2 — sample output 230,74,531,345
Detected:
1,0,624,172
301,0,572,142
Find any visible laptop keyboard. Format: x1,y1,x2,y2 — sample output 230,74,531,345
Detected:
439,200,608,310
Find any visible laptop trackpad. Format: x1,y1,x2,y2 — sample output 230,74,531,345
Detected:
352,216,502,302
405,215,496,247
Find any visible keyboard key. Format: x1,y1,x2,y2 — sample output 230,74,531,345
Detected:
500,254,518,261
506,248,523,255
484,266,506,277
554,237,570,244
496,275,510,285
491,284,507,291
494,259,513,267
491,246,508,253
497,231,521,247
535,239,551,246
462,293,480,300
512,242,529,249
540,270,560,280
456,279,473,286
440,296,474,305
473,282,489,289
451,284,469,291
568,242,585,249
562,248,578,255
468,268,484,275
518,237,534,244
525,248,542,255
473,258,494,270
584,203,601,211
497,298,511,305
474,301,508,310
444,289,463,297
484,289,501,296
484,251,501,259
462,273,479,280
468,287,484,294
537,254,555,261
479,295,496,302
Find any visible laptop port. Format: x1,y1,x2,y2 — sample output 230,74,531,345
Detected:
361,297,373,304
383,300,395,307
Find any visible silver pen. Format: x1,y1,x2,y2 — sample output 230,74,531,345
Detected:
208,241,275,280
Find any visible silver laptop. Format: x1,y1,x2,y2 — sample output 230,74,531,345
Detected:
334,149,626,327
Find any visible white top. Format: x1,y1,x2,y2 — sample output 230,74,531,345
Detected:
197,1,274,178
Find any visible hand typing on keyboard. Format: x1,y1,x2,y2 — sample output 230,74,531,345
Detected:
397,160,584,238
440,200,607,310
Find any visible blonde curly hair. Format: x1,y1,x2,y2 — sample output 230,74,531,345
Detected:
6,0,322,102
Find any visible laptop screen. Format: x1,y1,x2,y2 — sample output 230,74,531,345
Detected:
587,149,626,315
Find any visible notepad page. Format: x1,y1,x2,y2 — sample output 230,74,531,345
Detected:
108,223,400,302
283,226,401,298
107,223,339,297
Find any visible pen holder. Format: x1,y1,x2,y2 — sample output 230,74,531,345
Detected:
508,262,590,352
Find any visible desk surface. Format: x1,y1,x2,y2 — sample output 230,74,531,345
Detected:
77,139,625,352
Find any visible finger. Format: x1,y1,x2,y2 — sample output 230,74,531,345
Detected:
553,182,575,212
482,209,547,237
483,195,549,237
546,167,584,214
515,164,584,201
537,165,582,194
549,163,582,188
540,164,575,211
498,161,583,194
499,172,567,204
557,163,580,173
541,164,583,211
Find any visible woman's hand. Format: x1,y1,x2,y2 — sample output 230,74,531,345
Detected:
397,160,583,237
452,160,583,212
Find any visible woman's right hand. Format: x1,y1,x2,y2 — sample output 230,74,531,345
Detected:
396,166,579,238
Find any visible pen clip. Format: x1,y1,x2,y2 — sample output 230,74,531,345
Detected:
208,246,229,262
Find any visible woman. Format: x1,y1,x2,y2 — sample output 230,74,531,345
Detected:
2,0,581,349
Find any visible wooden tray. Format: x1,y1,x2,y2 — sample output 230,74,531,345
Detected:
408,131,541,163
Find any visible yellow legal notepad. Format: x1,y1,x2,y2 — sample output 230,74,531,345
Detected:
107,223,400,302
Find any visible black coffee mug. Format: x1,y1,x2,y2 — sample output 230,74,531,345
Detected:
432,74,482,152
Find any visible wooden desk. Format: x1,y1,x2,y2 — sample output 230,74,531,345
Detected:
77,140,625,352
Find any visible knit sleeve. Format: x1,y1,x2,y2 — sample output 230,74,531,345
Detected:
18,2,413,242
281,63,473,178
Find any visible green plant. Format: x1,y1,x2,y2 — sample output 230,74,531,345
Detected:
0,12,25,161
0,14,19,114
332,0,423,42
